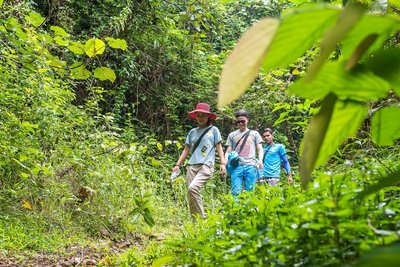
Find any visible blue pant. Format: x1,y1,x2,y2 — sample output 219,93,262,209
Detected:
231,164,257,196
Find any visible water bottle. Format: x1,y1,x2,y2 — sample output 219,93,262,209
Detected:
170,169,180,181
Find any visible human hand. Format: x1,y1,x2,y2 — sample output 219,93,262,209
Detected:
173,165,180,173
220,164,226,176
288,174,293,185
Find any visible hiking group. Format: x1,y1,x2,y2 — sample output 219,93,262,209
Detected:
173,103,293,219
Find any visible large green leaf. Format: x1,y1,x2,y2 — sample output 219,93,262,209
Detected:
93,67,116,82
50,26,69,37
218,18,279,107
353,244,400,267
358,169,400,199
26,12,45,27
105,37,127,50
305,3,366,82
365,48,400,95
300,96,368,187
341,15,399,60
371,106,400,146
289,61,390,101
262,7,340,72
67,41,85,55
315,100,368,168
84,38,106,58
300,93,336,188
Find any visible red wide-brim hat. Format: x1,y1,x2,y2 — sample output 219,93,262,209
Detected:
188,103,217,121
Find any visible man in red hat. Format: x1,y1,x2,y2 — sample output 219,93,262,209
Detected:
173,103,226,219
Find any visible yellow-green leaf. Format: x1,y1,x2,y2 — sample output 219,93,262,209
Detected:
54,36,68,46
157,143,163,151
93,67,116,82
26,12,45,27
70,62,91,80
85,38,106,57
0,0,3,7
50,26,70,37
152,256,174,267
68,41,85,54
22,200,33,210
105,37,127,50
372,106,400,146
218,18,279,108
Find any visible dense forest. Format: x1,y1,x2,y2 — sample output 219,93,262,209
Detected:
0,0,399,266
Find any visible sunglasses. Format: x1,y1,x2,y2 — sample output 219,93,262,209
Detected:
236,120,246,124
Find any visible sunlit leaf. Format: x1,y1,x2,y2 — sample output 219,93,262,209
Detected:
26,12,45,27
371,106,400,146
289,61,390,101
0,0,3,7
218,18,279,107
68,41,85,54
341,15,399,60
345,34,378,71
22,200,32,210
93,67,116,82
305,3,366,82
152,256,175,267
157,143,163,151
84,38,106,57
50,25,70,37
105,37,127,50
54,36,68,46
262,7,340,72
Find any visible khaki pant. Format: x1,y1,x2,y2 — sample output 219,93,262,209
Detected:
186,164,214,218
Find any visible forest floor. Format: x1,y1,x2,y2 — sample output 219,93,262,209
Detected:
0,233,165,267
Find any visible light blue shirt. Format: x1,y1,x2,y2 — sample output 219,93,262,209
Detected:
186,126,222,167
262,143,289,178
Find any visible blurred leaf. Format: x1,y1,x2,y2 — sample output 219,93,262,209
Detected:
300,93,337,188
152,256,174,267
22,200,32,210
371,106,400,146
365,48,400,94
353,244,400,267
218,18,279,107
341,15,398,60
305,3,366,82
290,61,390,101
263,7,340,71
358,169,400,199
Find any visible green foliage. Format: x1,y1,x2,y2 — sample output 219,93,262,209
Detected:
166,163,400,266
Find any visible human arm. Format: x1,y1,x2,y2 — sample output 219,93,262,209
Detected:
256,143,264,169
281,154,293,184
173,144,190,172
224,145,232,165
216,143,226,176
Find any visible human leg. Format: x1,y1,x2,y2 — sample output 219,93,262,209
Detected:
186,164,213,218
231,165,244,196
243,165,257,192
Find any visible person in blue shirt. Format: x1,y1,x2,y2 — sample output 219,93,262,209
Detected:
260,128,293,186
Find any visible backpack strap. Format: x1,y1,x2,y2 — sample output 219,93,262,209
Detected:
192,126,213,153
262,144,273,163
234,130,250,154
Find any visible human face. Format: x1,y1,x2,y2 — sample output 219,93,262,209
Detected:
263,131,273,145
196,112,210,127
236,116,248,131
